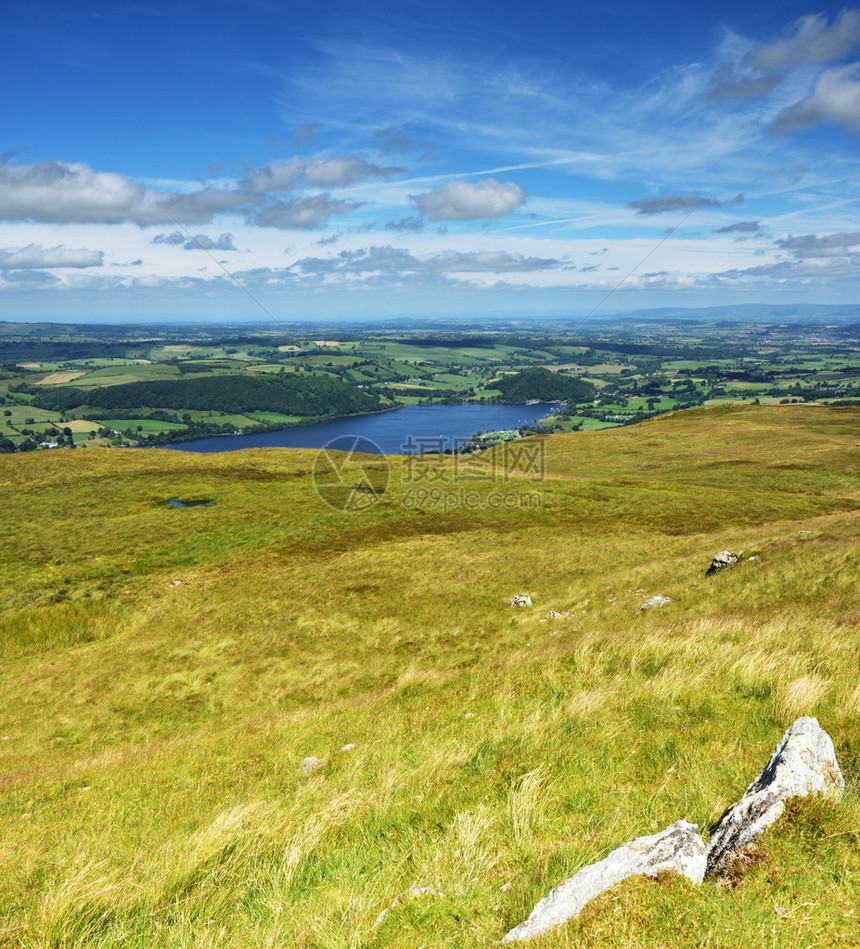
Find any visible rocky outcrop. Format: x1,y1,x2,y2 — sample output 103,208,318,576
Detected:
706,717,844,876
641,595,671,611
510,595,533,607
705,550,739,577
502,820,706,943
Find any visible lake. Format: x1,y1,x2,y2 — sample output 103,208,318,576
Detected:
163,403,557,454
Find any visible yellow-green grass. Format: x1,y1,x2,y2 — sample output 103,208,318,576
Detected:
583,364,626,374
62,420,104,434
1,404,858,948
70,365,182,387
3,405,59,427
34,371,87,386
243,364,290,374
545,415,618,432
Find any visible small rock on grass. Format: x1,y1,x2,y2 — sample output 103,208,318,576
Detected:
502,819,706,942
706,716,844,877
510,595,532,607
641,595,671,611
297,756,321,774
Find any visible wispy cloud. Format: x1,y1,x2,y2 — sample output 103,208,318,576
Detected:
628,194,742,215
292,245,559,275
385,216,424,232
0,244,103,269
293,122,323,145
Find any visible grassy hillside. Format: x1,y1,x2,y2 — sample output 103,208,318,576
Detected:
1,404,858,948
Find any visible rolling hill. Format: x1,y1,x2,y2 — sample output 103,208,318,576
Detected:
1,404,858,947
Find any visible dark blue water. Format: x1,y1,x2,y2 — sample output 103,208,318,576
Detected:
162,403,556,454
165,498,214,507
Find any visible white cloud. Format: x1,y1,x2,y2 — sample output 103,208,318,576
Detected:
152,231,186,245
423,249,557,272
628,194,741,215
254,194,364,229
162,188,250,224
0,244,103,269
714,220,762,234
292,245,558,274
0,160,154,225
776,231,860,257
411,178,526,220
182,233,237,251
243,157,404,193
0,159,248,226
770,63,860,134
747,10,860,72
301,157,404,187
708,11,860,109
714,255,860,284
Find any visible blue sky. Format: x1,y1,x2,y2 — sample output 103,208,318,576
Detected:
2,0,859,322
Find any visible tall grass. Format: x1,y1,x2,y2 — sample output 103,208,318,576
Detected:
1,405,858,947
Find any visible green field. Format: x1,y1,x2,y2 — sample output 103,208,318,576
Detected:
244,411,305,425
1,404,858,947
2,319,857,449
68,364,183,387
95,419,190,432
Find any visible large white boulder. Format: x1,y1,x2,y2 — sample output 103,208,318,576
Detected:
502,819,706,942
706,716,844,876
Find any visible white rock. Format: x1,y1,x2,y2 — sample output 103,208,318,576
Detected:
340,744,355,752
297,756,321,774
705,550,739,577
706,717,844,877
641,595,671,611
510,595,533,607
502,819,706,943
